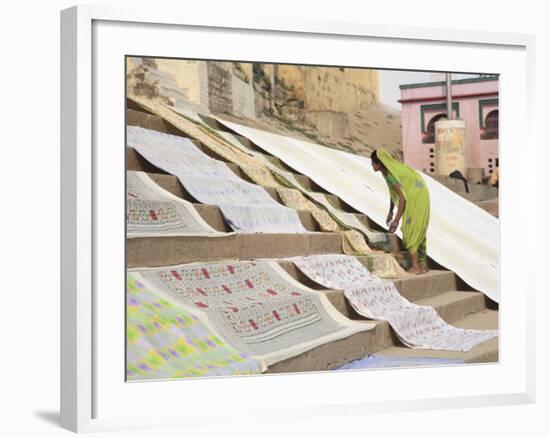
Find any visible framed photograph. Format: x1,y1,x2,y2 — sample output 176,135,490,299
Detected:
61,5,536,433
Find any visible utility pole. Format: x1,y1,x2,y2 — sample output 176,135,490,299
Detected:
436,72,467,177
445,73,452,119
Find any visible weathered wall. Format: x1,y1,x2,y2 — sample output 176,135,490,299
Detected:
227,63,254,118
125,58,384,145
232,75,256,118
305,111,350,138
274,65,378,113
207,62,233,115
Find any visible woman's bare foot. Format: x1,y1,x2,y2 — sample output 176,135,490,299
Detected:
407,266,421,274
418,263,428,274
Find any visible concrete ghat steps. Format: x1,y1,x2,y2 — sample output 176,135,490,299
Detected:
126,105,499,369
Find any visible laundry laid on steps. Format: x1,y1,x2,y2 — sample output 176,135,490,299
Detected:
217,119,499,303
126,125,307,234
131,95,283,189
126,273,265,380
336,353,465,370
306,191,389,244
130,260,374,366
124,97,499,374
128,101,395,248
126,171,224,237
206,124,395,248
289,254,498,352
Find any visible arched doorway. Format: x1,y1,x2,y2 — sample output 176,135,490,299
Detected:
423,113,447,144
483,110,499,139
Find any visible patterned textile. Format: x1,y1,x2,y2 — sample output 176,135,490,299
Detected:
222,145,392,246
179,176,307,233
240,163,282,189
212,128,256,156
336,354,465,370
277,187,341,232
127,125,306,233
341,230,406,279
131,260,374,365
128,95,242,163
290,255,498,352
126,273,265,380
367,254,410,279
342,229,376,255
267,161,393,250
126,171,221,237
306,192,389,245
129,97,389,242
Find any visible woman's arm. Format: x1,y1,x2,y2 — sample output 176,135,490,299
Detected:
389,184,406,233
386,200,394,226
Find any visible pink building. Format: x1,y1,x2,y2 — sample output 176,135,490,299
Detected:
399,76,499,179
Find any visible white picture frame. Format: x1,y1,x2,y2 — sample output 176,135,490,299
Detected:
60,4,536,433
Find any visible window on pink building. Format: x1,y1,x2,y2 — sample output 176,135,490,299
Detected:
481,110,499,140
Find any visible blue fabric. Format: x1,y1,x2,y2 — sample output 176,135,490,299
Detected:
336,354,465,370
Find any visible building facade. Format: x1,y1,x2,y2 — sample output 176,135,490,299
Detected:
399,76,499,179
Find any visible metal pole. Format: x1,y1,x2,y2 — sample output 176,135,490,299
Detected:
446,73,452,119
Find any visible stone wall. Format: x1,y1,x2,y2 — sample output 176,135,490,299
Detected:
232,74,256,119
125,58,381,134
274,65,378,113
305,111,350,138
207,62,233,115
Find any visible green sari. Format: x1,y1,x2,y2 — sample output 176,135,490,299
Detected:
377,149,430,262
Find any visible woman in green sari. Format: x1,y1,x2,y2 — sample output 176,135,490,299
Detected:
371,149,430,274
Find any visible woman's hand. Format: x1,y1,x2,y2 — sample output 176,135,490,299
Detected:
389,219,399,233
386,212,393,227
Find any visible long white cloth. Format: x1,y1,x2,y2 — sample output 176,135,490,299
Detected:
127,126,307,233
290,255,498,352
217,119,499,303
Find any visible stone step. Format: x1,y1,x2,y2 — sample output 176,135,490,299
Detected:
414,290,488,323
375,309,498,364
432,175,498,201
475,199,499,217
127,108,183,136
126,233,344,268
266,320,391,373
